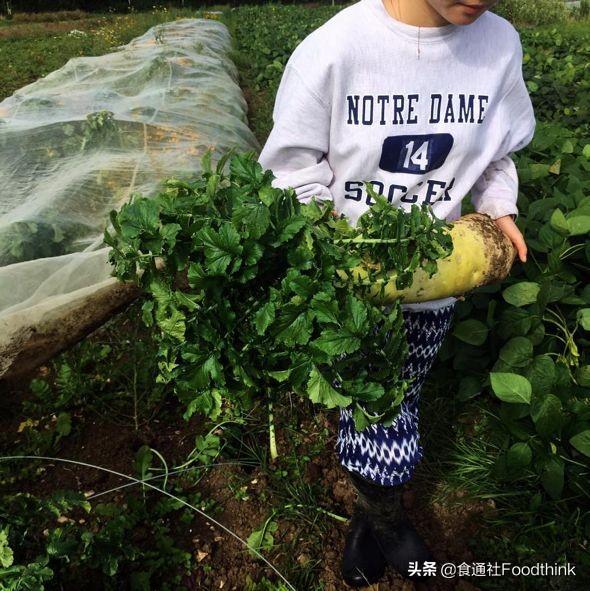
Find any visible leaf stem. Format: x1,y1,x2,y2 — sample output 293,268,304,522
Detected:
268,391,278,461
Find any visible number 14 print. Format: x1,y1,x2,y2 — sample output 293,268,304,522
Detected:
379,133,454,175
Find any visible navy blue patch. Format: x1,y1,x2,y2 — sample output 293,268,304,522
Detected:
379,134,454,175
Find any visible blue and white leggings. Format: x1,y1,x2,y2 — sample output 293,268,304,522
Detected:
336,303,456,487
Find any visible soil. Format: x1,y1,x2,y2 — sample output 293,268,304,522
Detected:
1,360,494,591
179,409,492,591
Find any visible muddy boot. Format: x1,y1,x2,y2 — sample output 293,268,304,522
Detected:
348,470,435,581
341,471,387,587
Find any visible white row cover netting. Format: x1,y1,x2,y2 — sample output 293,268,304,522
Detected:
0,18,260,377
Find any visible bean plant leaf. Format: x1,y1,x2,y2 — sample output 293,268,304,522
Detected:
549,209,570,235
576,366,590,387
567,215,590,236
530,393,562,439
502,282,540,307
490,372,532,404
525,355,556,396
453,319,489,346
506,442,532,469
457,376,482,401
499,337,533,368
541,456,564,500
569,430,590,457
577,309,590,331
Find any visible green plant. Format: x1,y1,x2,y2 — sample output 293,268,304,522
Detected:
105,150,453,458
493,0,568,25
521,28,590,129
0,487,200,590
441,121,590,504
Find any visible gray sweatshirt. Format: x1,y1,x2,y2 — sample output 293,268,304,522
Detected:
258,0,536,310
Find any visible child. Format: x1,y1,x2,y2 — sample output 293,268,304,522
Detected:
258,0,535,586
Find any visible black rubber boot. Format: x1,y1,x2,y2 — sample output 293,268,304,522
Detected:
340,472,387,587
348,470,435,582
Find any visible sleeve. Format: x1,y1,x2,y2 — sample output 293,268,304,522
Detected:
257,63,335,205
471,155,520,219
471,33,536,220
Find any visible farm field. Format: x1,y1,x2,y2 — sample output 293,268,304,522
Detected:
1,3,590,591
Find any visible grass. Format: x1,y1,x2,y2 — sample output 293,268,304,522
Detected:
534,17,590,33
0,7,199,100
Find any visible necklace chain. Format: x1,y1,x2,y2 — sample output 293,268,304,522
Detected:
388,0,421,59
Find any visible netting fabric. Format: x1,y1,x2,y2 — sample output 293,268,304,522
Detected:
0,18,260,377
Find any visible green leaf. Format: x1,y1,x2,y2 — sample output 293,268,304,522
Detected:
490,372,532,404
284,270,315,298
187,262,207,289
275,309,314,346
310,293,339,325
275,216,307,245
313,328,360,356
0,528,14,568
561,139,574,154
577,309,590,331
531,393,562,439
453,319,489,346
345,380,385,402
502,282,540,307
541,456,564,500
344,295,369,335
158,308,186,341
529,163,551,179
268,369,291,383
135,445,153,478
254,301,275,335
499,337,533,368
247,520,278,558
525,355,556,396
583,144,590,159
567,215,590,236
197,223,243,275
457,376,482,401
141,300,154,327
570,430,590,457
160,223,182,247
118,198,160,240
576,365,590,387
55,412,72,438
232,202,270,239
183,389,222,421
149,279,174,310
506,442,532,469
175,290,199,312
307,366,352,409
352,405,371,432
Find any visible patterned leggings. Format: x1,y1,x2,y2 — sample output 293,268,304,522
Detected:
336,303,456,487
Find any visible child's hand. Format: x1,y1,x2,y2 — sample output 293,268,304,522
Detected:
495,215,527,263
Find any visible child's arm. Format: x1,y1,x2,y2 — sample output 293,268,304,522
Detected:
471,32,536,262
471,154,520,221
471,31,536,221
258,63,334,205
